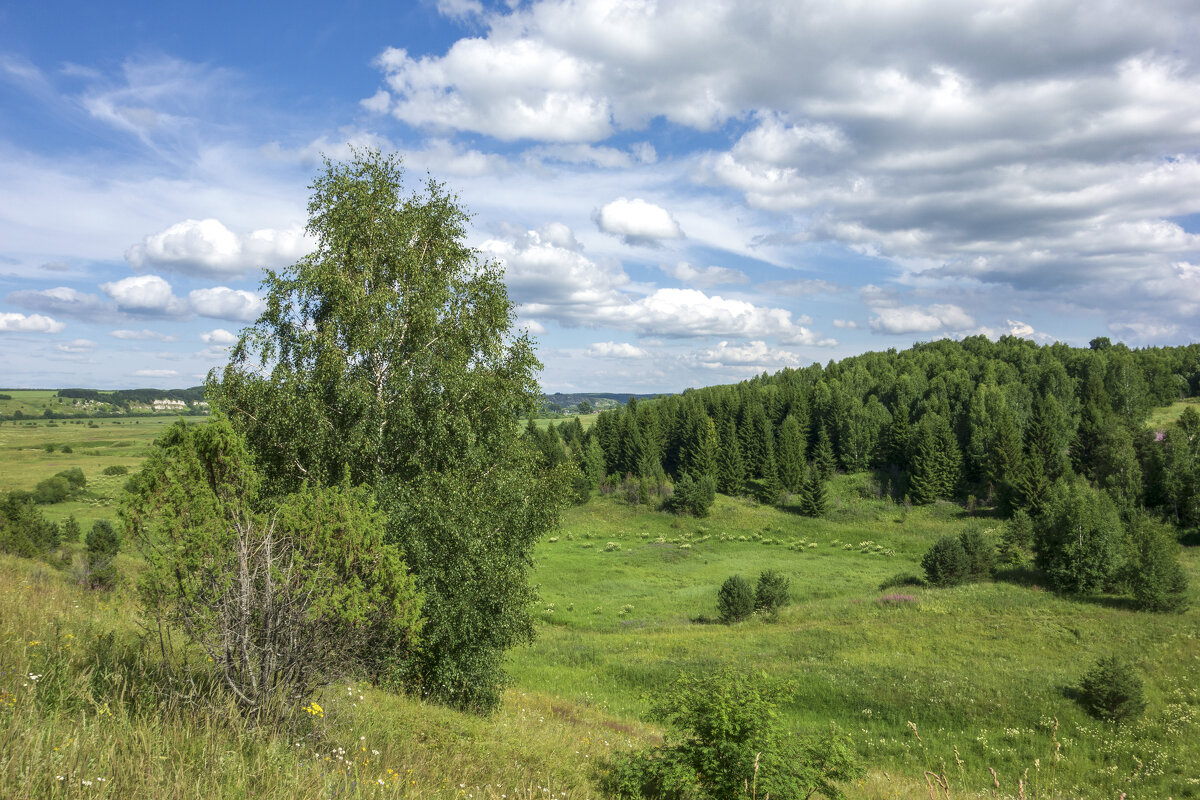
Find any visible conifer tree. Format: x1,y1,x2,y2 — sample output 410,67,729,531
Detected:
797,464,827,517
813,426,836,482
776,415,806,492
909,412,961,505
716,419,746,496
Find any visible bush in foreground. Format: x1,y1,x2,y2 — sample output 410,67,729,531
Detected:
1078,655,1146,724
921,535,969,586
717,575,754,624
754,569,790,619
599,669,863,800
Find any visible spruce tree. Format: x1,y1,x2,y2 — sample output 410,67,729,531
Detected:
716,419,746,496
776,414,806,492
813,426,836,482
798,465,827,517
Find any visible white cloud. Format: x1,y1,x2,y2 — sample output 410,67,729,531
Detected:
595,197,683,245
100,275,187,315
188,287,265,322
660,261,748,287
111,328,177,341
832,319,859,329
200,328,238,345
372,42,613,142
126,218,311,278
688,340,802,370
486,225,834,345
6,286,112,320
56,339,95,353
133,369,179,378
0,312,65,333
520,319,547,335
869,303,975,335
586,341,649,359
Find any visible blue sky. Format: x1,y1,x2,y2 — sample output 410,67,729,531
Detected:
2,0,1198,392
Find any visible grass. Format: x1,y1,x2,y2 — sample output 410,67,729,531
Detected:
1145,396,1200,430
531,414,598,431
0,417,187,526
3,428,1199,798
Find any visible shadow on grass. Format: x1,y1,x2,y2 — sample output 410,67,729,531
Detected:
992,565,1043,588
1179,529,1200,547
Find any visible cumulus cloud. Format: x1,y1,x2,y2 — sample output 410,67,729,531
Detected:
832,319,859,329
660,261,748,287
869,303,975,335
56,339,95,353
520,319,547,335
361,0,1200,336
486,224,834,345
0,312,65,333
188,287,265,322
133,369,179,378
595,198,683,245
200,328,238,345
6,286,112,321
586,341,649,359
688,340,803,370
126,218,311,278
111,329,176,341
100,275,187,316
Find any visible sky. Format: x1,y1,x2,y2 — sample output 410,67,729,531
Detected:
1,0,1198,393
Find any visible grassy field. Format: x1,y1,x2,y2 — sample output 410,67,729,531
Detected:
1145,396,1200,430
2,418,1199,798
0,389,64,418
0,417,185,527
532,413,599,431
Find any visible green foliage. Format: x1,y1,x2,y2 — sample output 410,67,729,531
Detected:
716,575,754,624
1034,479,1124,594
60,514,81,543
1126,514,1190,613
85,519,121,590
102,464,130,476
207,149,570,712
599,669,863,800
32,475,71,504
665,473,717,518
997,509,1033,566
754,570,790,618
908,412,960,505
122,417,422,718
1077,655,1146,724
55,466,86,489
957,528,995,580
797,466,827,517
0,492,61,556
921,535,969,587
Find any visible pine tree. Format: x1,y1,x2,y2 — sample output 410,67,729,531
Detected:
813,426,836,482
776,415,806,492
716,419,746,496
798,465,827,517
909,413,961,505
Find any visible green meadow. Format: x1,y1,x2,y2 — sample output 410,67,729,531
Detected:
2,417,1199,799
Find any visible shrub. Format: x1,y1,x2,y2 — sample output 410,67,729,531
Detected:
754,570,790,618
1078,655,1146,724
32,476,71,505
958,528,995,580
599,669,863,800
997,509,1034,565
85,519,121,589
1034,479,1123,594
60,515,82,543
921,535,969,586
43,442,56,453
60,445,73,453
1127,515,1189,613
717,575,754,623
664,473,716,517
55,467,86,490
879,572,927,591
123,417,422,719
102,465,130,476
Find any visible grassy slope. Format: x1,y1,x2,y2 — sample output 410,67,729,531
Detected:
3,419,1199,798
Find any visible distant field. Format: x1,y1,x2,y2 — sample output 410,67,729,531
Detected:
1145,396,1200,430
532,413,598,430
0,389,63,418
0,416,192,527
